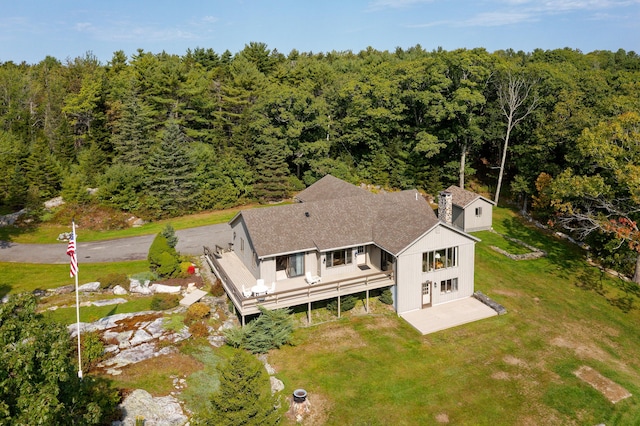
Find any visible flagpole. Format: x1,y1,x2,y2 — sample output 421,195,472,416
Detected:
72,221,83,379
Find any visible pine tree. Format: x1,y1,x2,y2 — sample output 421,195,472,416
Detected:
146,121,196,217
111,92,155,166
194,350,281,426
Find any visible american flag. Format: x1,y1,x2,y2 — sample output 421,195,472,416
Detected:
67,226,78,278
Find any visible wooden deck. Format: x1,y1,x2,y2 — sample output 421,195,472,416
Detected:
204,247,395,322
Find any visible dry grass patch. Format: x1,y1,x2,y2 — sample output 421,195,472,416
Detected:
574,365,632,404
435,412,450,423
284,392,331,426
491,288,524,298
303,323,367,353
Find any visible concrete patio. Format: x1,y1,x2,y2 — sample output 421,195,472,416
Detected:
400,297,498,335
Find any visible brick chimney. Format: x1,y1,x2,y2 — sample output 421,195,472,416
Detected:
438,191,452,225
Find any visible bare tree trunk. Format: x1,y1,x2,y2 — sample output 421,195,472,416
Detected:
633,252,640,284
494,120,512,206
494,71,539,206
459,141,467,188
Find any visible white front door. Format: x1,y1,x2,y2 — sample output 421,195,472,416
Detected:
422,281,431,308
356,246,366,265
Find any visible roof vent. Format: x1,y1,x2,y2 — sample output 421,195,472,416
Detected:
305,211,310,217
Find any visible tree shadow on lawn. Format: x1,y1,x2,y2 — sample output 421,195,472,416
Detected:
500,216,586,279
574,269,637,313
0,283,11,299
0,221,39,244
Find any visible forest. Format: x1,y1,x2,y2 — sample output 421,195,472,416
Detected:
1,44,640,279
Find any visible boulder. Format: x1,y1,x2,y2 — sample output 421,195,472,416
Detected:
78,282,101,292
270,376,285,394
149,283,182,294
49,284,75,295
113,285,128,295
129,279,152,295
44,196,64,209
92,298,128,307
113,389,188,426
0,209,26,226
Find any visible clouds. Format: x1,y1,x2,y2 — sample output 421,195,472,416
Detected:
373,0,639,28
72,16,220,43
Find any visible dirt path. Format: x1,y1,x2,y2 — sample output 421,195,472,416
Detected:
0,224,232,264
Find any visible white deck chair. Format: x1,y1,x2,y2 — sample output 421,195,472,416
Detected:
241,284,252,298
267,282,276,294
305,271,321,285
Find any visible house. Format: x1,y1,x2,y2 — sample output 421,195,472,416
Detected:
439,185,494,232
205,175,480,325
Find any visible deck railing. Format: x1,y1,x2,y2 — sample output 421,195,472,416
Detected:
204,246,394,316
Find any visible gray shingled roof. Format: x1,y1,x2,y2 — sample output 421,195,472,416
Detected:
444,185,494,208
234,189,439,258
294,174,372,203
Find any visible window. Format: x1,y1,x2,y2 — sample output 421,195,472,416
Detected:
440,278,458,294
240,238,245,253
276,253,305,278
475,206,483,217
327,249,353,267
422,247,458,272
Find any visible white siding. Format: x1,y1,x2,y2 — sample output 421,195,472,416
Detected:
230,218,259,279
260,257,276,284
463,199,493,232
395,225,476,315
306,251,319,276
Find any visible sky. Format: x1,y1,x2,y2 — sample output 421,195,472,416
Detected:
1,0,639,64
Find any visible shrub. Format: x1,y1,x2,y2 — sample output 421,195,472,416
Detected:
379,287,394,305
223,307,293,354
180,261,194,277
209,278,225,298
150,293,180,311
80,331,106,370
156,251,181,278
188,321,210,338
97,273,129,290
148,233,181,277
185,302,210,325
327,295,357,315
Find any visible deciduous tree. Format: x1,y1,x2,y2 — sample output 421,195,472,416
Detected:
550,112,640,283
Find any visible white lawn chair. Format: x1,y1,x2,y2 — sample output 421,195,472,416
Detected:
305,271,321,285
267,282,276,294
241,285,252,298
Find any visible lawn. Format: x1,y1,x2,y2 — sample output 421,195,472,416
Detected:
0,260,150,296
0,203,285,244
268,207,640,425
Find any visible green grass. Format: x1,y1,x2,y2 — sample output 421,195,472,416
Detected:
269,207,640,425
44,296,155,324
0,260,149,296
0,203,287,244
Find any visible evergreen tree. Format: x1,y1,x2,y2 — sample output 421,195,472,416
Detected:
161,223,178,248
194,349,281,426
111,91,155,166
24,139,63,200
146,122,196,217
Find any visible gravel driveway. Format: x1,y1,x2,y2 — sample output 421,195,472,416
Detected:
0,224,232,264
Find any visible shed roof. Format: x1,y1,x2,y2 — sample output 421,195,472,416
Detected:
444,185,495,208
